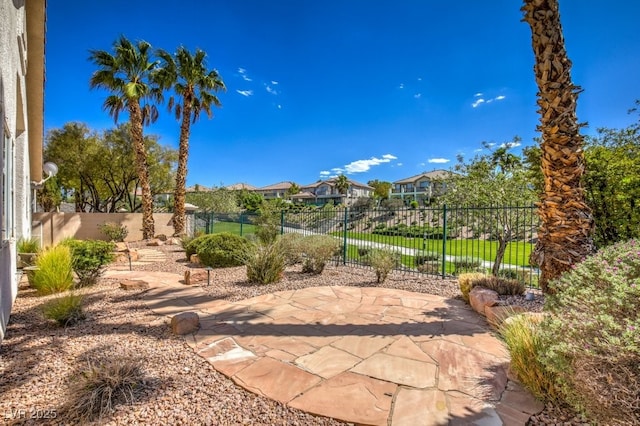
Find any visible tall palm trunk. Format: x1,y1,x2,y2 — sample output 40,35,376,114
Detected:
172,100,192,236
522,0,594,292
129,102,155,239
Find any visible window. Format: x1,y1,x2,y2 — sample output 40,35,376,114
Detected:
1,118,14,241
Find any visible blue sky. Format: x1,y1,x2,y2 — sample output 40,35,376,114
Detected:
45,1,640,188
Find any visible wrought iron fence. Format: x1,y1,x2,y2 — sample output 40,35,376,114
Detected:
194,204,541,287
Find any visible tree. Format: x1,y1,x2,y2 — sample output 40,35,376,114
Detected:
334,175,350,195
185,188,240,213
236,189,264,212
285,182,301,199
441,146,537,276
89,36,162,239
155,47,225,236
44,122,177,212
522,0,594,291
367,179,392,200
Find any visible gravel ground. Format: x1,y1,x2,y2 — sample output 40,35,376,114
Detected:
0,241,585,425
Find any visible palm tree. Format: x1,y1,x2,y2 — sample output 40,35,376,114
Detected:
155,47,225,236
334,175,350,198
522,0,594,291
89,36,161,239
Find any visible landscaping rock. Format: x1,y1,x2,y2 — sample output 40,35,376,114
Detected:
120,279,149,290
114,242,129,252
171,312,200,335
147,239,164,247
189,254,201,265
155,234,168,241
469,287,499,316
167,237,181,246
184,270,208,285
485,305,527,329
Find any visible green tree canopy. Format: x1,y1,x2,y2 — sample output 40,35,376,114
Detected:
367,179,392,200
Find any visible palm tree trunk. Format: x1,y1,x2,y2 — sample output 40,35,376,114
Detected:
129,102,155,239
172,102,193,236
522,0,594,292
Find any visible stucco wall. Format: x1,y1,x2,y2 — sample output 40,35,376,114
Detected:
32,213,177,246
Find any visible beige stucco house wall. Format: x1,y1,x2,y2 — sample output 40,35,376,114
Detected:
1,0,45,342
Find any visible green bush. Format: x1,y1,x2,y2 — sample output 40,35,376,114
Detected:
66,357,145,422
195,233,250,268
278,233,305,265
453,257,483,274
17,236,40,253
367,249,400,283
62,239,115,287
414,252,440,265
357,247,370,257
470,276,526,296
243,240,287,284
42,293,85,326
98,221,128,242
500,313,559,401
539,239,640,424
32,245,74,295
184,234,208,260
299,235,340,274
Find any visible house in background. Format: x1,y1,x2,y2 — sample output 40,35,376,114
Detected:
225,182,257,191
294,178,373,206
390,170,451,205
254,181,297,200
1,0,46,342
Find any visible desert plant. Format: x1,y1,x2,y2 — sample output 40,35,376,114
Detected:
66,357,146,422
367,248,400,283
357,247,370,257
62,239,115,287
243,240,287,284
184,234,208,259
278,233,305,265
417,261,441,275
453,257,483,274
538,239,640,424
254,202,281,244
458,272,487,303
500,313,559,401
17,236,41,253
414,252,440,265
98,221,128,242
42,293,85,326
195,233,250,268
299,235,340,274
32,245,74,295
470,276,526,296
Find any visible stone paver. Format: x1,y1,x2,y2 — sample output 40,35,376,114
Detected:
119,269,545,426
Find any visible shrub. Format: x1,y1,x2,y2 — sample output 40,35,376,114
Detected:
414,252,440,265
184,234,207,260
62,239,115,287
538,239,640,424
367,249,400,283
470,276,526,296
500,313,559,401
497,268,520,280
458,272,487,302
278,233,305,265
254,203,281,244
453,257,483,274
409,200,419,209
195,233,250,268
417,261,441,275
42,293,85,326
32,245,74,295
243,240,287,284
357,247,370,257
66,357,146,422
17,236,40,253
98,222,128,242
299,235,340,274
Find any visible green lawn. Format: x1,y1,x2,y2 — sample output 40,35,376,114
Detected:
208,221,257,236
334,231,533,266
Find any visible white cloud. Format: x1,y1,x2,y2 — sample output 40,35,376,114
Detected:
236,90,253,97
271,80,279,85
238,68,252,81
319,171,331,176
277,104,282,109
417,77,422,81
398,83,404,89
414,93,422,99
474,148,484,152
331,167,344,173
265,85,278,95
472,98,485,108
382,154,397,160
343,154,397,174
472,93,506,108
496,95,506,100
397,162,403,166
428,158,450,164
474,92,483,97
500,141,521,148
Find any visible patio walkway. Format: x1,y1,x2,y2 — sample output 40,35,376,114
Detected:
105,269,544,425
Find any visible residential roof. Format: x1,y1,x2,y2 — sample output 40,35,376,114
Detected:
301,178,374,190
393,170,451,184
290,191,316,199
225,182,258,191
257,181,297,191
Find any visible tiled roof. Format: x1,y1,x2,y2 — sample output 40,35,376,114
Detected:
393,170,451,184
257,181,297,191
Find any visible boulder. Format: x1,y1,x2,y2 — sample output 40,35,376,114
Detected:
114,242,128,252
120,279,149,290
469,286,499,316
183,270,208,285
485,305,527,329
171,312,200,335
147,239,164,247
167,237,181,246
128,248,139,261
189,254,201,265
155,234,168,242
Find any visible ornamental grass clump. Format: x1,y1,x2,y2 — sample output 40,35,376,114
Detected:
458,272,487,302
32,245,74,295
66,357,146,422
243,240,287,284
299,235,340,274
367,248,400,283
539,239,640,425
470,276,526,296
42,293,85,326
